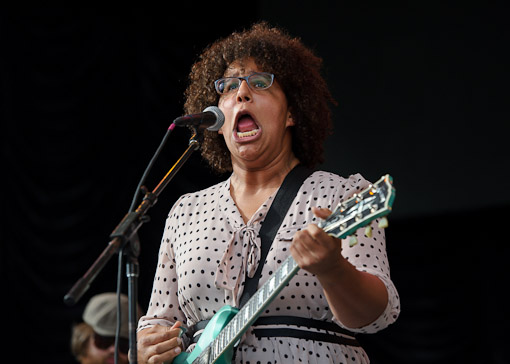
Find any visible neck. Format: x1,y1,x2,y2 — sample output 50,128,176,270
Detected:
229,154,300,223
230,154,300,193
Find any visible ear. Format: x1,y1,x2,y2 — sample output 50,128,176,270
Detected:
286,111,295,127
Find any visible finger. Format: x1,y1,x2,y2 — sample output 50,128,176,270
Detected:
147,337,183,364
148,344,183,364
291,230,319,265
312,206,333,219
307,223,325,239
170,321,187,339
166,323,185,340
138,326,173,347
302,224,342,261
170,320,182,330
289,237,306,265
137,328,168,364
138,325,185,364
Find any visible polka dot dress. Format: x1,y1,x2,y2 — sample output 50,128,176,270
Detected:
138,171,400,363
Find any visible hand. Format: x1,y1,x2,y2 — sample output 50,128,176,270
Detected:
290,207,347,278
292,208,390,329
137,322,184,364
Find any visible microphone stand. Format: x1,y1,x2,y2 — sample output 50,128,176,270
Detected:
64,127,202,364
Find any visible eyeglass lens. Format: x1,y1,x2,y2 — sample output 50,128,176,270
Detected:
216,73,273,94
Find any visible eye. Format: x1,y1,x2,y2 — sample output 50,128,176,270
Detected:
223,78,240,92
249,73,272,89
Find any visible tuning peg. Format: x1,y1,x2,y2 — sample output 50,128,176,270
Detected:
378,217,389,229
349,235,358,247
364,226,373,238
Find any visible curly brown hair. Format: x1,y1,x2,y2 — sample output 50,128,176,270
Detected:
184,22,336,173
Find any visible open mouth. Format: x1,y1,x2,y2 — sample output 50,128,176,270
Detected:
235,112,260,139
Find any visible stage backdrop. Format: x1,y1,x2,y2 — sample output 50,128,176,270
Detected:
1,5,508,364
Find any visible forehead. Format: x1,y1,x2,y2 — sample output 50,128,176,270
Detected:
224,58,261,77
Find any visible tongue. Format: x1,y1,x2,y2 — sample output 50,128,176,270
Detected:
237,116,258,132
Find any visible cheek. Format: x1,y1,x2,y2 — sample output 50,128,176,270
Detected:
218,95,234,109
217,103,235,136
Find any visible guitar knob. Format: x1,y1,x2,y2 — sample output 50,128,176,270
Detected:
378,217,389,229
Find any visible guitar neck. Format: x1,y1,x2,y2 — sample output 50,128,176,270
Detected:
204,254,300,362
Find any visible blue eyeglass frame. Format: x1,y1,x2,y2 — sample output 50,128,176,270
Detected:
214,72,275,95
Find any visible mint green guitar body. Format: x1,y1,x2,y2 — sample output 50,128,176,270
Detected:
173,305,239,364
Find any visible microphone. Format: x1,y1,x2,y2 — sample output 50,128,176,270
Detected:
173,106,225,131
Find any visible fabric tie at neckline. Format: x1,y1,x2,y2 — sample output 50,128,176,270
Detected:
214,225,261,306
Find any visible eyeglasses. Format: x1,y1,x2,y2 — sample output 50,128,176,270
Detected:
93,333,129,354
214,72,274,95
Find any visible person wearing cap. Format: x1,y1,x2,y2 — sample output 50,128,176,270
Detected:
71,292,142,364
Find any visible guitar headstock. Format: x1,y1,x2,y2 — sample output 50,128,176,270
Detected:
318,174,395,243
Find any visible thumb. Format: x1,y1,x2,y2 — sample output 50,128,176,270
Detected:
170,321,187,339
170,321,182,330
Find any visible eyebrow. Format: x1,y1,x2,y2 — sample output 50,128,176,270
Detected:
224,71,260,79
224,64,261,77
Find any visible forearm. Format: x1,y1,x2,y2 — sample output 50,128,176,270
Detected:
318,258,389,329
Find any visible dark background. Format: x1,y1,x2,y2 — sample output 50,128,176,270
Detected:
1,5,508,363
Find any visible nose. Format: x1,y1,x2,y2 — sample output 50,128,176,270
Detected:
236,79,252,103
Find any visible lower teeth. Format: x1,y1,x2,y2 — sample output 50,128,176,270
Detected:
237,129,259,138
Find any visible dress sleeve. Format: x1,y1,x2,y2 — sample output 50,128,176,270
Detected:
331,174,400,334
137,195,188,331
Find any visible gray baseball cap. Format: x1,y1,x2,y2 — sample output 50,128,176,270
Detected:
83,292,140,339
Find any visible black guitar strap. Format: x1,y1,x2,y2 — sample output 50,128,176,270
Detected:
238,164,313,309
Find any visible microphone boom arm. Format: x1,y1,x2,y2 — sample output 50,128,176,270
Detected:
64,129,201,305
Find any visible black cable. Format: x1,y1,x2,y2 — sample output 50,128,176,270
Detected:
115,248,123,364
128,124,175,213
115,123,176,364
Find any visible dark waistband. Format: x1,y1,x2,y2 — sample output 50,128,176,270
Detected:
189,316,360,347
252,328,360,347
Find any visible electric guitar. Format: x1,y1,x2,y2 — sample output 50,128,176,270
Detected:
174,174,396,364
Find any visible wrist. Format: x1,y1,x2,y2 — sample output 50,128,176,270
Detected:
316,255,355,287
